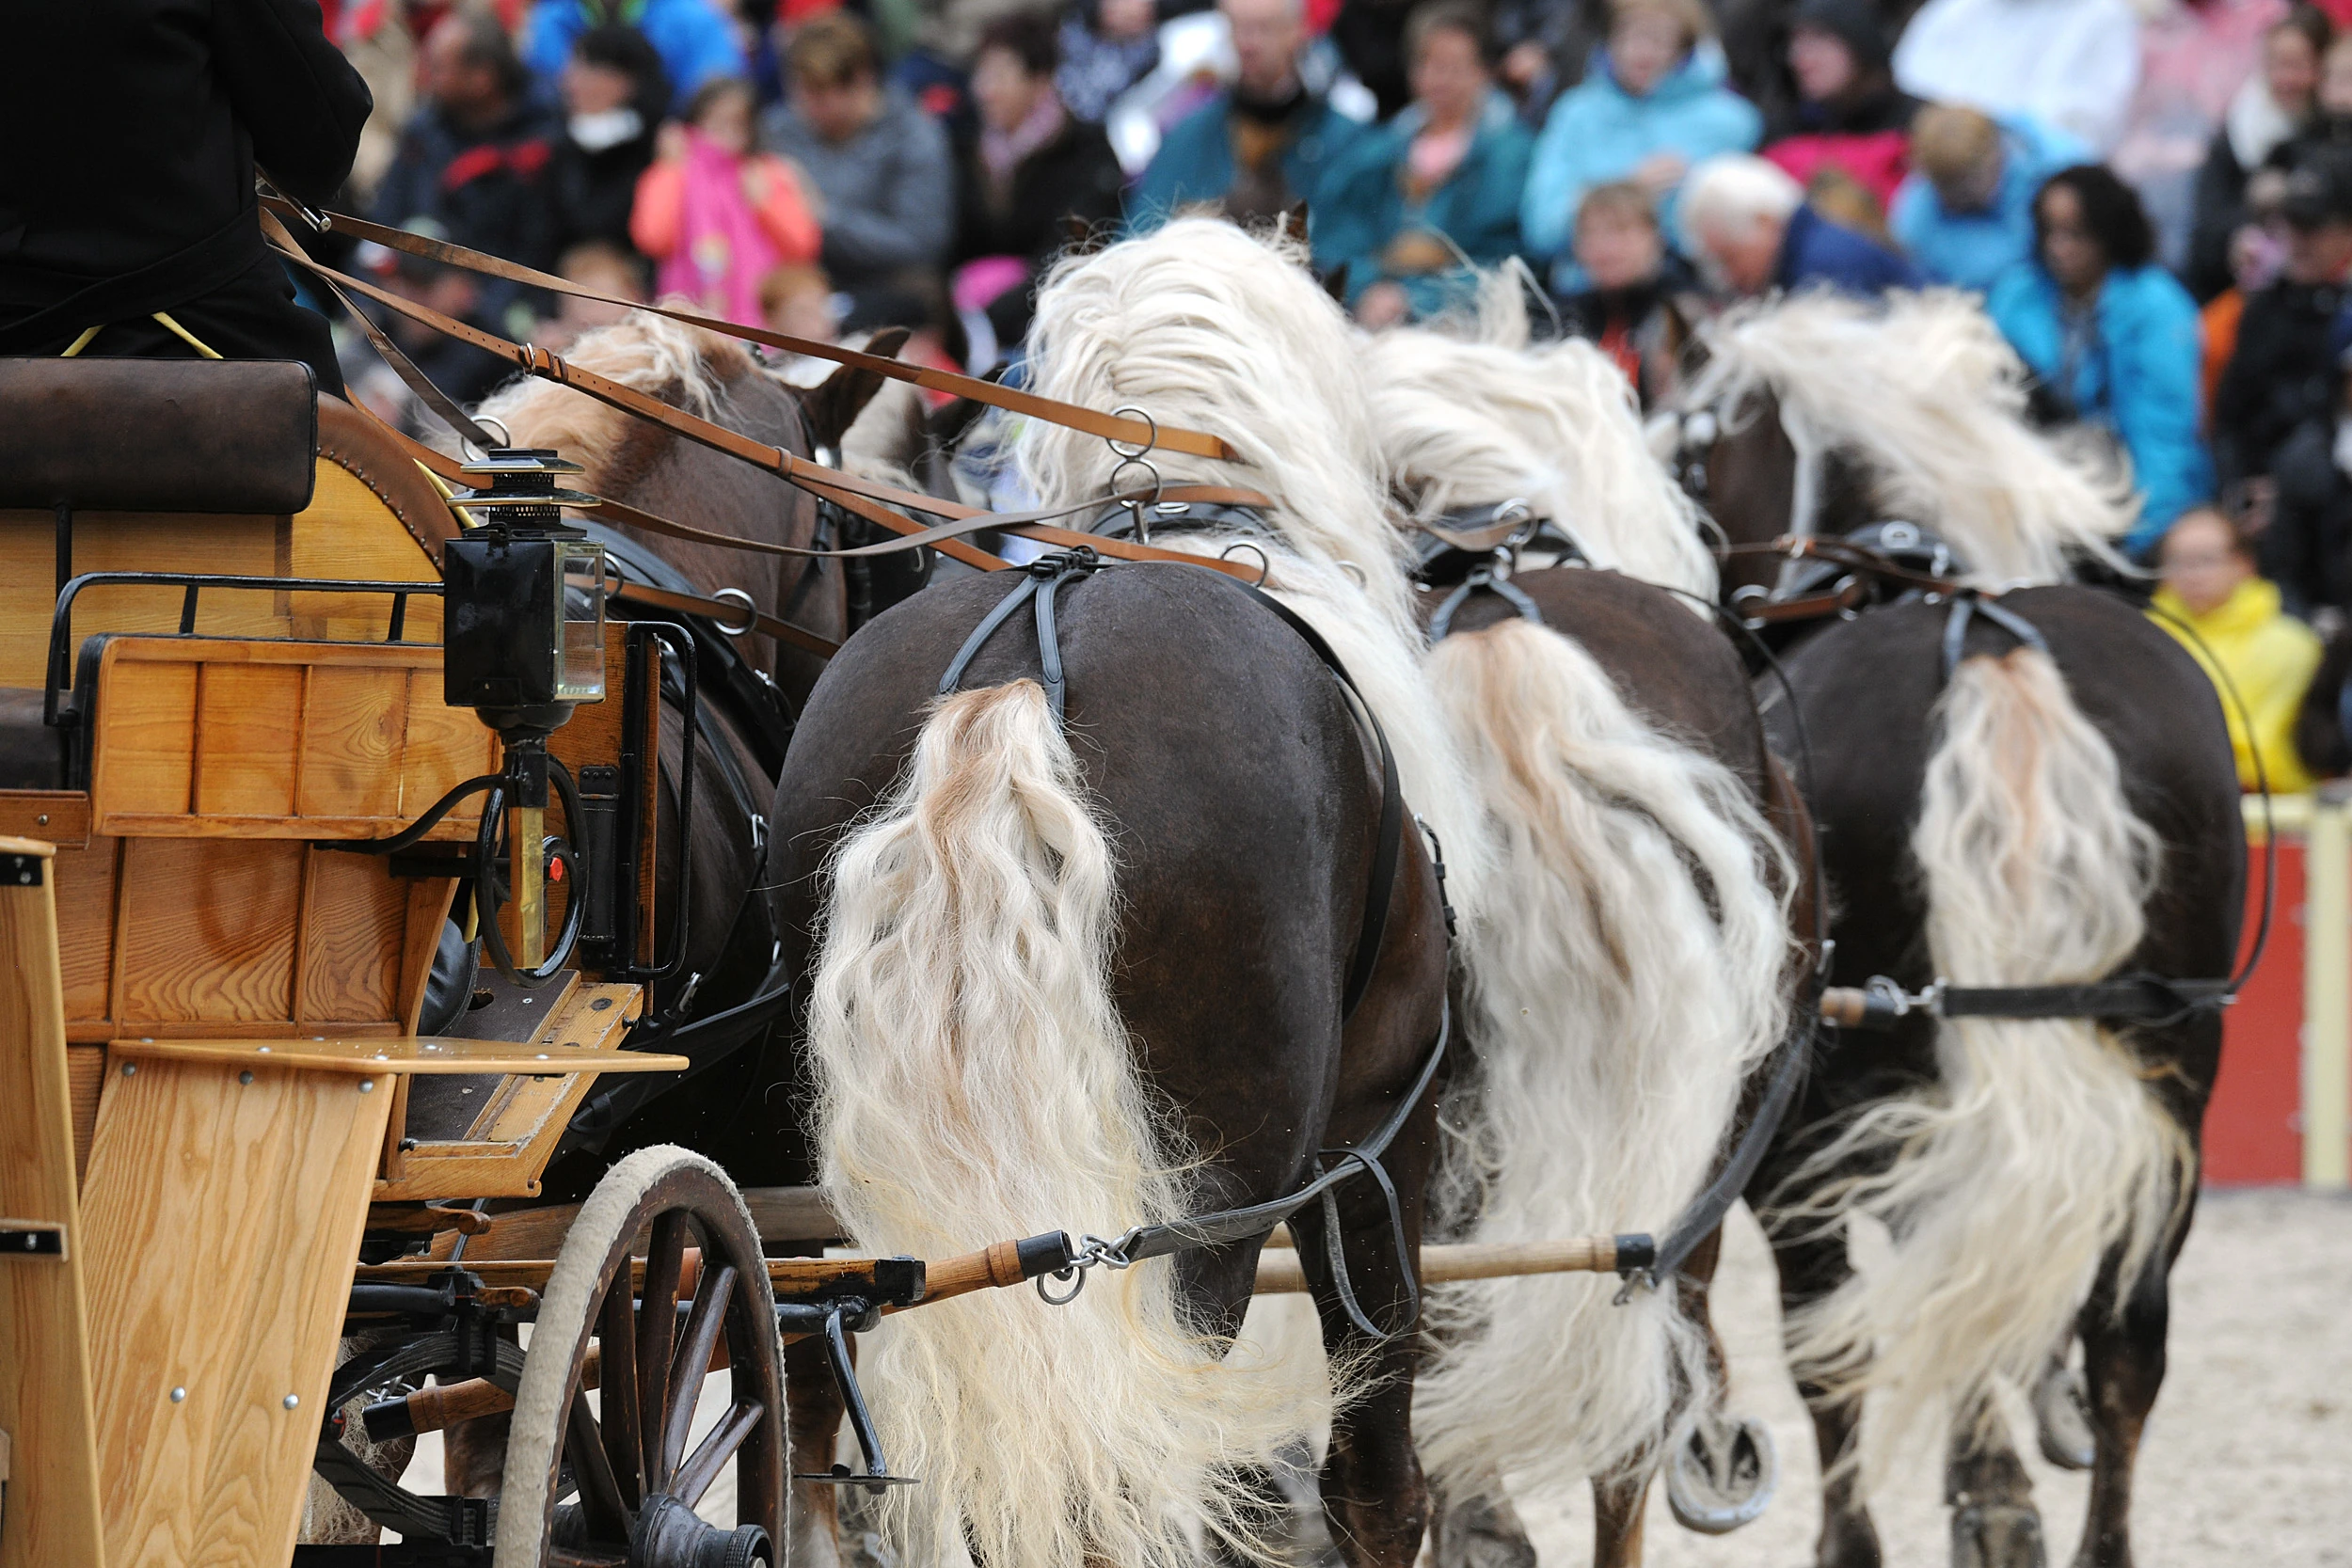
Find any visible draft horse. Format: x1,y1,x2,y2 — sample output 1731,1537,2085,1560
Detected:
1663,291,2243,1568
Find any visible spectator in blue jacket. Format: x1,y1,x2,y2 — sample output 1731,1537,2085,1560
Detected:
1889,103,2089,292
1988,164,2214,557
1520,0,1761,277
1129,0,1369,233
1318,2,1534,325
1682,151,1921,294
522,0,744,110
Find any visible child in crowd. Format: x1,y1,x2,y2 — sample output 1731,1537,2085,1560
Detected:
2153,506,2323,790
1553,181,1692,404
631,77,821,325
760,261,841,344
535,240,649,353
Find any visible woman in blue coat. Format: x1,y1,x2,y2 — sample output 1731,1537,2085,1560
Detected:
1317,2,1534,325
1987,165,2216,560
1520,0,1761,277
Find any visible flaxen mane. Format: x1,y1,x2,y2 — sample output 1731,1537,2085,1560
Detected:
1674,290,2133,586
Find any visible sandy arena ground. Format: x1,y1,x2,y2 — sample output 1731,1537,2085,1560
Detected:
395,1187,2350,1565
1520,1190,2352,1567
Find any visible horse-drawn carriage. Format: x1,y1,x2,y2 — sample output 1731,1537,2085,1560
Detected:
0,352,1106,1568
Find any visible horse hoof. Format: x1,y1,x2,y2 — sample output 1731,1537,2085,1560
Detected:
1950,1501,2046,1568
2031,1364,2096,1471
1432,1493,1537,1568
1665,1411,1777,1535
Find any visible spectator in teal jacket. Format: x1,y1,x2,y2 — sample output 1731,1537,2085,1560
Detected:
1520,0,1761,280
1318,2,1534,325
1889,103,2089,293
1128,0,1369,233
1988,165,2214,558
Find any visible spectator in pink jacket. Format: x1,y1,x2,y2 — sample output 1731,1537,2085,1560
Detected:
631,76,820,324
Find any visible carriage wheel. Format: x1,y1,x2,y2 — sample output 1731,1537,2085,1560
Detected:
494,1146,787,1568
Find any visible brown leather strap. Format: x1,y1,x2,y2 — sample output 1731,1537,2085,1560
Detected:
262,195,1241,461
264,216,1275,582
609,580,842,658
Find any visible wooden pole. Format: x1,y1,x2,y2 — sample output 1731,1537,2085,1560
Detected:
2307,784,2350,1191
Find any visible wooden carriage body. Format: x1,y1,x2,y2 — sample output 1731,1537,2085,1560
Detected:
0,362,683,1568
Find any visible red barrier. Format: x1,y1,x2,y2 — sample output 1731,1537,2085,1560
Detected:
2206,837,2306,1184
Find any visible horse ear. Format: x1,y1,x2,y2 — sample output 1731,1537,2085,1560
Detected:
1322,260,1351,306
798,325,913,454
1276,200,1311,249
926,394,988,455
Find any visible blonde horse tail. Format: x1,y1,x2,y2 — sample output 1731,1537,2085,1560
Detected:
806,679,1311,1568
1781,645,2188,1486
1415,619,1794,1497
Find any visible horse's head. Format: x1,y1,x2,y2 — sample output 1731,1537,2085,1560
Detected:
1662,384,1798,606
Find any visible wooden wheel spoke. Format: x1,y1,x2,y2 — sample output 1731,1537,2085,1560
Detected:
596,1275,643,1506
662,1262,738,1479
564,1388,634,1542
672,1399,764,1509
636,1210,691,1491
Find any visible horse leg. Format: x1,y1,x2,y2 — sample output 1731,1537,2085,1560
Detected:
1592,1471,1653,1568
441,1410,510,1497
1295,1111,1438,1568
1945,1397,2045,1568
2069,1226,2182,1568
1767,1214,1880,1568
785,1329,850,1568
1428,1486,1538,1568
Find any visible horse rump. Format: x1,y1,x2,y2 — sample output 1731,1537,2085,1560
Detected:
804,676,1315,1568
1778,643,2189,1485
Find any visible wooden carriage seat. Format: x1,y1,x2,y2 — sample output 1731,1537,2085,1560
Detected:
0,358,456,787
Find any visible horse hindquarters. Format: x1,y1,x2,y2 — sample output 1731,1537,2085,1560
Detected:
1414,619,1794,1500
1782,646,2191,1487
804,677,1312,1568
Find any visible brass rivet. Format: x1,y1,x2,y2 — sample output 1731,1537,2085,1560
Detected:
120,1062,136,1077
358,1079,375,1094
283,1394,300,1410
169,1386,186,1403
239,1070,253,1085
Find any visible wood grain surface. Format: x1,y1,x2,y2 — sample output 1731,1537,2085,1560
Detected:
0,841,108,1568
79,1056,394,1568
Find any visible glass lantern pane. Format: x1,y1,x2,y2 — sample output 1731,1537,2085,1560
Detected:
557,540,608,704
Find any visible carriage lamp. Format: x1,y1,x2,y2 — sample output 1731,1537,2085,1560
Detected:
444,449,607,974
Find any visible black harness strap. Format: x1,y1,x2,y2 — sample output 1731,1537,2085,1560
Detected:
938,548,1104,721
1940,590,2050,678
1937,975,2233,1024
1637,1011,1812,1291
1427,563,1544,641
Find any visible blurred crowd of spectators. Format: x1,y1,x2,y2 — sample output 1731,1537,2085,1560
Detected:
317,0,2352,784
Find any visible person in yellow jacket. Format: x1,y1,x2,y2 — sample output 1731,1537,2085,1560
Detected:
2151,506,2323,791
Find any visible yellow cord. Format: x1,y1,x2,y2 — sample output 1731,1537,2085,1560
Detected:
58,325,103,356
149,311,224,359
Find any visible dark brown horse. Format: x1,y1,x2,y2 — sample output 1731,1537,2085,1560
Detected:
1664,292,2244,1568
1360,319,1817,1568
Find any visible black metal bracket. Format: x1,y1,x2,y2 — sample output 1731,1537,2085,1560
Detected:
0,853,43,889
786,1299,919,1494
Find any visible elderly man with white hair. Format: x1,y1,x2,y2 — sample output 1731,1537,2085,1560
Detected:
1681,151,1921,296
1126,0,1368,232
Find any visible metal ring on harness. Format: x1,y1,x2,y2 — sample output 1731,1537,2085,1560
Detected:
1109,455,1165,542
1218,540,1272,586
709,587,758,638
1105,405,1159,461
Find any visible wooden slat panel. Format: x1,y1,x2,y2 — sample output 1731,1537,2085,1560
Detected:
95,658,198,816
118,838,302,1025
398,667,497,819
296,665,408,819
192,663,302,817
296,850,407,1026
80,1055,392,1568
88,641,498,840
0,791,90,848
283,464,445,644
0,510,289,689
54,836,119,1027
0,840,108,1568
